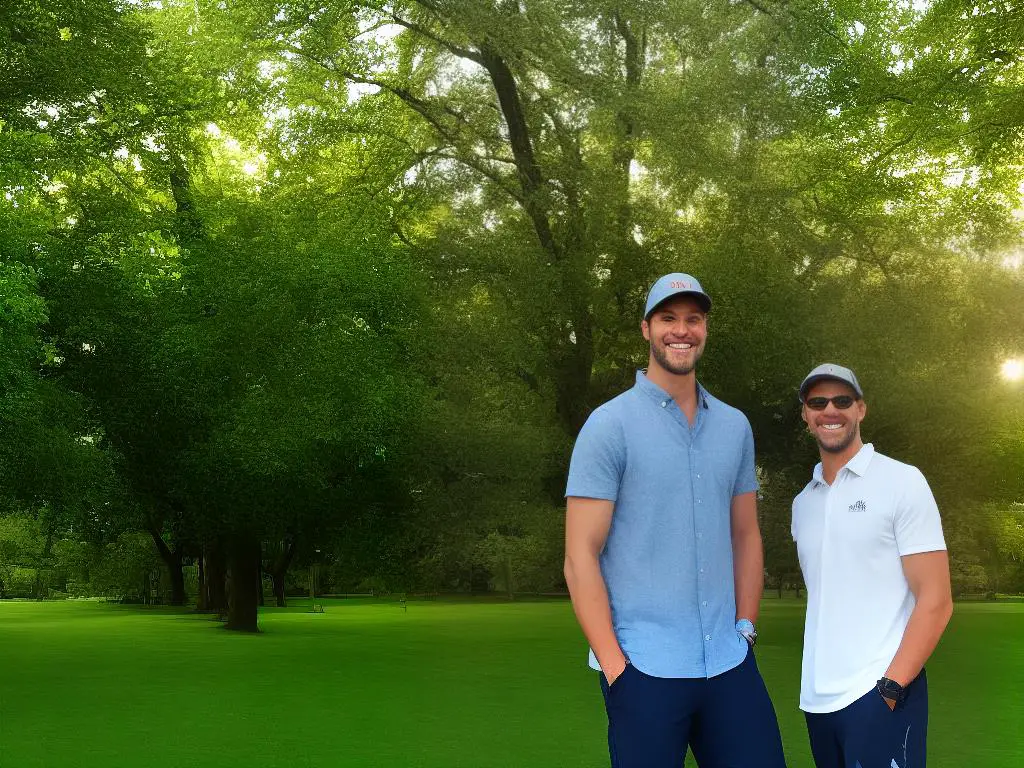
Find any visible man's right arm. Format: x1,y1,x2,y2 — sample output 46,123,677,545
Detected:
564,496,627,684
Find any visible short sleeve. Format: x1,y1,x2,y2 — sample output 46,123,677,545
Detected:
790,499,798,542
894,468,947,556
732,417,760,497
565,408,625,501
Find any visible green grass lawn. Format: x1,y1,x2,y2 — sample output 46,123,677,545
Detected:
0,598,1020,767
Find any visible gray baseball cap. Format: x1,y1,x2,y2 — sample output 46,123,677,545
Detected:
799,363,863,401
644,273,712,318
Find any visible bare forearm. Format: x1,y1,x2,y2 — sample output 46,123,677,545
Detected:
885,597,953,685
733,529,764,623
564,554,625,672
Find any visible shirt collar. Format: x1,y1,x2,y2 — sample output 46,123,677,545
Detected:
634,370,710,410
811,443,875,486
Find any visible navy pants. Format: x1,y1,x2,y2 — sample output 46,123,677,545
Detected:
804,671,928,768
598,648,787,767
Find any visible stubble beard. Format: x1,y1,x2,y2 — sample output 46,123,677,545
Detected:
651,340,703,377
815,423,860,454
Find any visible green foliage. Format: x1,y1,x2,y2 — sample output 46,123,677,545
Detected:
0,264,47,452
2,0,1023,601
0,512,39,597
86,532,164,602
945,502,1024,596
474,518,565,597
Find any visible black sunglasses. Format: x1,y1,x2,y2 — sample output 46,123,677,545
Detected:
804,395,858,411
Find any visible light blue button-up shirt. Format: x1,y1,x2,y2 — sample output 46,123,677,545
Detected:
566,371,759,678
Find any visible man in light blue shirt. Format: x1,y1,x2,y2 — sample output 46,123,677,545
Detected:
564,273,786,767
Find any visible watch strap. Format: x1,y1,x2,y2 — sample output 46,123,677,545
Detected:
876,677,907,704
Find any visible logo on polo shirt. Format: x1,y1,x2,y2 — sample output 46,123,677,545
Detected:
848,500,866,513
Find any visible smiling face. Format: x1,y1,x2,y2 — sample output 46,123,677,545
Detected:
801,379,866,456
641,295,708,377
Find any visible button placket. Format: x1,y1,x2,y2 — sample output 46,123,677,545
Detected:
692,426,713,668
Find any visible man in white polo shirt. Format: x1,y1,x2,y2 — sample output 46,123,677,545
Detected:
792,363,953,768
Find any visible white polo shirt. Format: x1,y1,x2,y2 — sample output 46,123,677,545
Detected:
791,443,946,713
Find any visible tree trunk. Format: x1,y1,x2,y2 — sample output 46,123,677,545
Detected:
166,554,185,605
503,555,514,601
272,572,287,608
169,156,205,244
197,552,207,611
477,41,597,436
268,539,296,608
205,541,228,614
225,536,261,632
145,522,186,605
257,557,265,607
554,308,595,435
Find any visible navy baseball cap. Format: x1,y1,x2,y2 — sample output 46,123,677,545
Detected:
644,273,712,318
799,363,864,402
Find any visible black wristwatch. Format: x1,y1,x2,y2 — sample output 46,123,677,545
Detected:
876,677,907,706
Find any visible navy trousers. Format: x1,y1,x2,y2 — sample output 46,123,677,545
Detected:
598,648,787,767
804,671,928,768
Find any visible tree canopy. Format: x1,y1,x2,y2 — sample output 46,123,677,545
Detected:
2,0,1022,620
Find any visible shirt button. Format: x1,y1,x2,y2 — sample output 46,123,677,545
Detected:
661,400,668,407
697,499,701,504
696,474,701,479
699,568,704,574
702,601,708,607
705,635,712,642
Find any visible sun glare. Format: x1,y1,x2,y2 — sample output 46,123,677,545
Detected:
1001,358,1023,382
